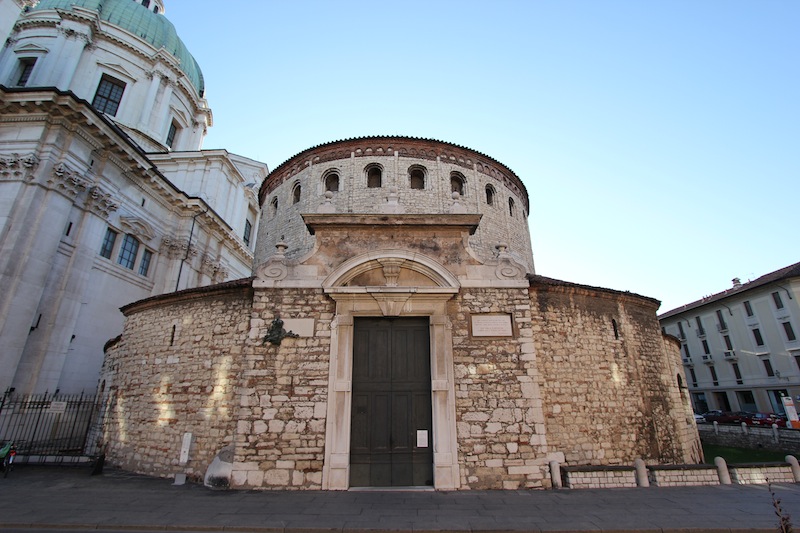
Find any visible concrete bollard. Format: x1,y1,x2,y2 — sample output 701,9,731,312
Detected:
715,456,731,485
713,421,719,435
772,424,780,443
786,455,800,483
549,460,562,489
740,422,748,435
634,457,649,487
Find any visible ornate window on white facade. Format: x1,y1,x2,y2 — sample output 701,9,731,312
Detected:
138,249,153,276
92,75,126,116
117,234,140,270
166,121,179,149
450,172,466,196
15,58,36,87
243,219,252,246
99,228,118,259
485,185,495,205
366,165,382,188
772,291,784,309
324,171,340,192
408,166,426,190
292,182,301,204
783,321,797,342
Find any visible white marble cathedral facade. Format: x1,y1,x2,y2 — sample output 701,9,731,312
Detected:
0,0,267,394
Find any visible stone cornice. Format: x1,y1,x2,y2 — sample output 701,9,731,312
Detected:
528,274,661,310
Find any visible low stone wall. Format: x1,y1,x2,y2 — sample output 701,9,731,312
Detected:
648,464,719,487
555,456,799,489
730,464,795,484
698,423,800,455
562,466,636,489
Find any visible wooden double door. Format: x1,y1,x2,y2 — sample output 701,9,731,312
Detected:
349,317,433,487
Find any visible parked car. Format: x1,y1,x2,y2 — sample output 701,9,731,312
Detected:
746,413,787,427
702,411,752,424
693,413,706,424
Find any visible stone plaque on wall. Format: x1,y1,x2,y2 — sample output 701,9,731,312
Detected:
282,318,315,337
471,314,513,337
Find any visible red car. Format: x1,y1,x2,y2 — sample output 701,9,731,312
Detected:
746,413,787,427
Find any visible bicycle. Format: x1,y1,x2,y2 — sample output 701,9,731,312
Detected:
0,442,16,478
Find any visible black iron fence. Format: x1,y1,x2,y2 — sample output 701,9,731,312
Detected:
0,390,99,461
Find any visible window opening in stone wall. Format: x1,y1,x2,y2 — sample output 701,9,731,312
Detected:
243,219,252,246
16,58,36,86
772,291,784,309
292,182,301,204
762,358,775,377
783,321,796,342
324,171,340,192
731,362,743,385
677,373,684,389
117,234,140,270
612,319,619,339
99,228,118,259
409,166,426,189
138,249,153,276
366,165,382,188
270,197,278,217
142,0,151,7
166,120,179,149
752,327,764,346
450,172,465,196
92,74,126,116
170,324,176,346
485,185,495,205
508,197,515,217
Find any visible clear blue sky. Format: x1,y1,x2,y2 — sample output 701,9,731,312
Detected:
166,0,799,314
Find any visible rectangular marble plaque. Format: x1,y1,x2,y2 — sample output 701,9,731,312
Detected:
471,314,513,337
282,318,315,337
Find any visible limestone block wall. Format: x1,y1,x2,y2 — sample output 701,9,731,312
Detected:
562,466,637,489
450,288,556,489
101,282,252,480
647,465,719,486
529,278,701,466
232,288,335,490
255,137,534,273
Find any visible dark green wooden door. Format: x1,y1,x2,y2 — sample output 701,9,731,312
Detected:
350,317,433,487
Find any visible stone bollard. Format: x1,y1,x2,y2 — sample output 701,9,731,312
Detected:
549,460,562,489
713,421,719,435
786,455,800,483
634,457,649,487
741,422,748,435
715,456,731,485
773,424,780,443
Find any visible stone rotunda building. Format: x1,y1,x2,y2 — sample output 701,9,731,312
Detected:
101,136,702,490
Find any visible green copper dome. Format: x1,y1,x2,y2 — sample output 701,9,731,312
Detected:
30,0,204,96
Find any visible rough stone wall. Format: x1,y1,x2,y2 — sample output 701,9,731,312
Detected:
231,288,335,489
101,285,252,480
255,139,534,273
450,288,556,489
530,281,701,466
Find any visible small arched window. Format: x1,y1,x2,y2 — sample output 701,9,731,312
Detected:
450,172,466,196
508,197,516,217
612,319,619,339
366,165,382,188
270,197,278,217
324,171,340,192
292,182,301,204
409,166,426,189
485,185,495,206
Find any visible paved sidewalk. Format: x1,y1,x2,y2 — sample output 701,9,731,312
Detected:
0,465,798,532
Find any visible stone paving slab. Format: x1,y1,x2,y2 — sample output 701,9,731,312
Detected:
0,466,797,532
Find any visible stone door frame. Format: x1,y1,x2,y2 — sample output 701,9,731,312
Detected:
320,251,461,490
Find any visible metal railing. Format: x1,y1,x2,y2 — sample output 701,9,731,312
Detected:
0,390,99,461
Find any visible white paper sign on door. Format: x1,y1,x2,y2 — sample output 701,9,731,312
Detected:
416,430,429,448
